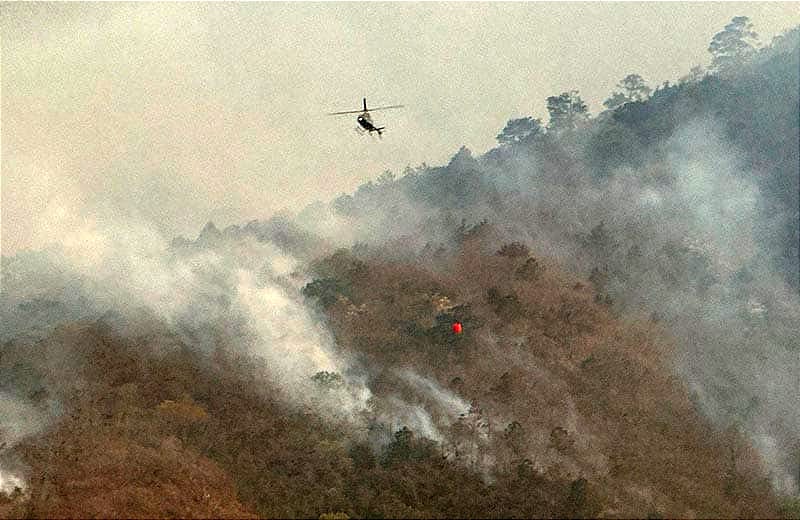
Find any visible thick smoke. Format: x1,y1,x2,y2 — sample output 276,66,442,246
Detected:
0,219,370,491
0,394,48,494
368,369,472,445
3,217,374,403
2,23,797,502
287,57,800,492
1,214,491,494
397,368,470,418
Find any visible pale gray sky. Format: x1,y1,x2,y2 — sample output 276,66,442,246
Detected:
2,2,798,254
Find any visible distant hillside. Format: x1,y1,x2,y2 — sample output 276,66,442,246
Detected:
294,23,800,499
310,26,799,292
1,18,798,520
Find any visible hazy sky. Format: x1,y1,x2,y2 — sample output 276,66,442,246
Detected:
2,2,798,254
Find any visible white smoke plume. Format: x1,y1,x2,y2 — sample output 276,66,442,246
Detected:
0,217,375,452
0,393,48,495
2,213,494,482
396,368,470,418
284,115,800,493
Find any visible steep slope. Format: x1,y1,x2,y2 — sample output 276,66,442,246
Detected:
296,27,800,497
1,21,797,520
0,235,779,518
307,234,778,517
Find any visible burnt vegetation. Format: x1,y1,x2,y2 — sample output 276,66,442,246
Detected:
0,231,780,518
2,18,799,519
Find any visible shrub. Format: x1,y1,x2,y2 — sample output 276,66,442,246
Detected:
550,426,574,453
515,257,542,281
497,242,531,258
486,288,525,320
303,278,350,308
428,304,476,347
568,478,588,514
311,371,345,389
380,427,435,467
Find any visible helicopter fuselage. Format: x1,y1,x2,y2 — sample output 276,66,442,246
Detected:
357,112,383,135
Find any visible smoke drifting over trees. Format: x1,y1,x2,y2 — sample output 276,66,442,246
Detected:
1,17,798,518
298,19,800,501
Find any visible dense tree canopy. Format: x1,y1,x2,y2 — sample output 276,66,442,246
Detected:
546,90,590,132
496,116,543,145
603,73,652,109
709,16,760,73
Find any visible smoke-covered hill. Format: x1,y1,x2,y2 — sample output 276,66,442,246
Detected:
295,22,800,500
0,226,781,518
1,19,798,519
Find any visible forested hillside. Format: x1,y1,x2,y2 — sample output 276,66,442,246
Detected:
1,17,798,519
296,19,800,502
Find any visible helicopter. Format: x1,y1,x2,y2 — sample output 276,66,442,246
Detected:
328,98,404,137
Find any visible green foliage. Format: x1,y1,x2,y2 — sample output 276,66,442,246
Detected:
332,193,355,216
496,117,543,145
546,90,590,132
428,304,475,349
376,170,395,185
680,65,706,84
593,293,613,307
320,26,798,292
603,92,630,111
709,16,759,73
315,249,368,280
658,242,718,292
550,426,574,454
604,74,652,109
586,119,644,175
303,278,350,308
304,250,367,308
311,371,345,389
380,427,435,467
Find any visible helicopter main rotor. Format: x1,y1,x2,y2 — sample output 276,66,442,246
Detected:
328,97,404,115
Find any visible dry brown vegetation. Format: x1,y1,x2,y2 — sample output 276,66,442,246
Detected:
0,232,781,518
